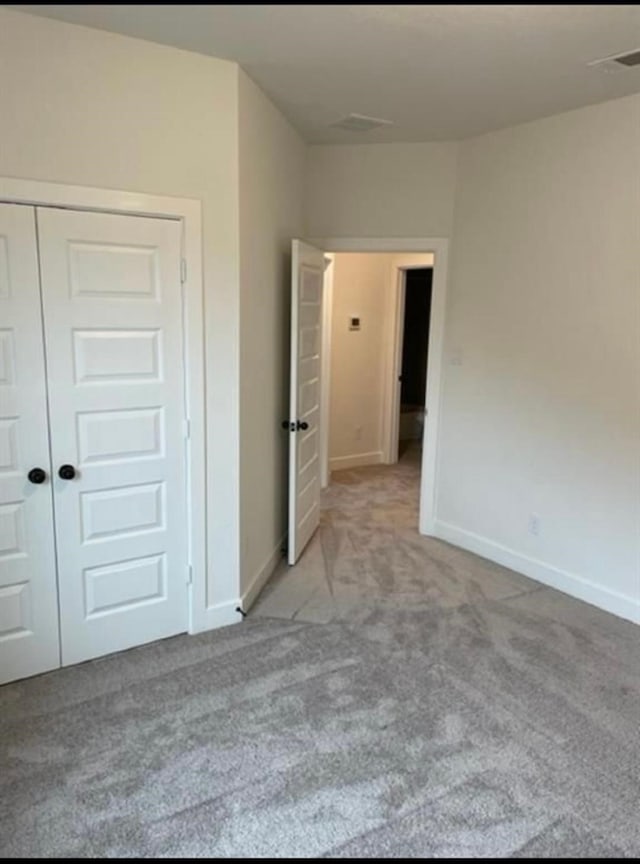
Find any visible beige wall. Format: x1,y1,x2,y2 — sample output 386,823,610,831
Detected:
305,142,458,239
329,254,391,469
438,93,640,621
0,8,242,612
238,70,306,598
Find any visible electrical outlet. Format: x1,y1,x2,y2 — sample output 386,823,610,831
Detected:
528,513,541,536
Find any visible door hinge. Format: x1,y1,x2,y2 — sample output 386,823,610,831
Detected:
183,418,191,439
180,258,187,284
186,564,193,585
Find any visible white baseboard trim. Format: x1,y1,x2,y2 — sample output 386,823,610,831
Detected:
191,599,244,633
330,451,384,471
433,520,640,626
240,534,286,613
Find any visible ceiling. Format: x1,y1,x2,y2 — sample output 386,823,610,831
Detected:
8,4,640,143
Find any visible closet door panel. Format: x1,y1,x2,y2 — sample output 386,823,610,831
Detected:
36,208,188,666
0,203,60,685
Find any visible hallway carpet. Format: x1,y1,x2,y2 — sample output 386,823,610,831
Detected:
1,448,639,857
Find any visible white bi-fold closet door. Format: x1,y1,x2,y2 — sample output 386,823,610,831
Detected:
0,202,189,685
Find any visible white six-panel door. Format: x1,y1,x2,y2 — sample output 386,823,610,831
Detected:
36,207,188,667
288,240,325,565
0,204,60,685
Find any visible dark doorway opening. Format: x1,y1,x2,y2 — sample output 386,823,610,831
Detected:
399,267,433,458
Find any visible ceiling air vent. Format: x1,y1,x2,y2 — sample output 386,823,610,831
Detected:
588,48,640,73
612,49,640,67
330,113,394,132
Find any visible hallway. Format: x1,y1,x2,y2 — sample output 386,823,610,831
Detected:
252,444,541,623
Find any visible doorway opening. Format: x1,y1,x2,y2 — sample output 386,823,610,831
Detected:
285,237,448,567
397,266,433,461
320,252,434,517
317,241,447,540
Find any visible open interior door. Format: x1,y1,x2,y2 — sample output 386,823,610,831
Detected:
286,240,325,565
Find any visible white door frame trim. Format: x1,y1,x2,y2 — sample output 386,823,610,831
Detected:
0,176,208,634
320,254,334,489
310,236,449,535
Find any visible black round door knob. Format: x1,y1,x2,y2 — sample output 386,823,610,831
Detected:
28,467,47,485
58,464,76,480
296,420,309,431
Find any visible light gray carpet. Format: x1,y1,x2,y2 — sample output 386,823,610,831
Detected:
252,444,545,624
1,447,639,857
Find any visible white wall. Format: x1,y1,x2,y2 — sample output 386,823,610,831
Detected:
437,93,640,623
305,142,458,239
312,96,639,625
238,70,306,601
0,8,242,621
329,254,392,469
